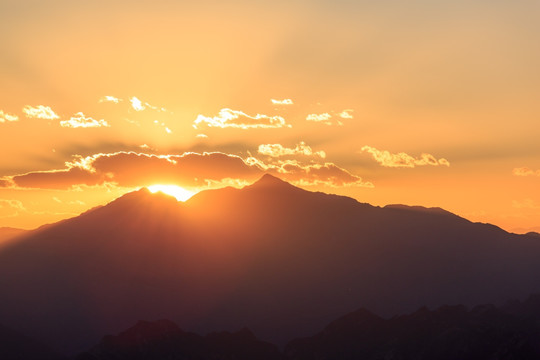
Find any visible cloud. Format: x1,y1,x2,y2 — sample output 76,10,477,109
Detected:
257,142,326,158
129,96,167,113
10,152,262,190
60,112,110,128
130,97,146,111
247,157,373,188
194,108,290,129
196,134,208,138
513,167,540,177
339,109,353,119
361,146,450,168
0,178,13,188
0,110,19,122
7,148,371,191
99,95,122,103
271,99,293,105
306,113,342,126
23,105,59,120
0,199,26,218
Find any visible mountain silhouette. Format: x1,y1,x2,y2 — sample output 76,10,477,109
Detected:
1,174,540,354
284,302,540,360
78,296,540,360
77,319,282,360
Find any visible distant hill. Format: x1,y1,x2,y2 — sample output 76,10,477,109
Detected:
1,174,540,354
77,320,282,360
78,295,540,360
285,297,540,360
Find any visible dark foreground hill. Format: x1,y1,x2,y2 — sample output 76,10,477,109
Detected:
285,299,540,360
0,174,540,354
76,295,540,360
77,320,283,360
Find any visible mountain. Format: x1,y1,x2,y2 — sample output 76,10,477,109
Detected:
284,302,540,360
1,174,540,354
77,320,282,360
78,296,540,360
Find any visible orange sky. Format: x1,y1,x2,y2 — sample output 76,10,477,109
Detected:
1,0,539,232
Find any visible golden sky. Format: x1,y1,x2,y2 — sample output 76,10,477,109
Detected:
1,0,539,232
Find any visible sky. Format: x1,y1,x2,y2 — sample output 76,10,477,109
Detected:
0,0,539,232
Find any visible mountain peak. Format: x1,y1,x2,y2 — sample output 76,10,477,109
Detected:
251,173,293,188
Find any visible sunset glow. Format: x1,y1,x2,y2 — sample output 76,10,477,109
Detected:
148,185,195,202
0,0,539,233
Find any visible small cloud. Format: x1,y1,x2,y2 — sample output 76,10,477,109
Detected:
513,167,540,177
271,99,294,105
53,197,62,203
60,112,110,128
0,110,19,122
165,127,172,134
0,199,26,218
99,95,122,103
258,142,326,158
194,108,290,129
339,109,353,119
361,146,450,168
23,105,59,120
306,113,342,126
129,96,167,113
196,134,208,138
130,97,146,111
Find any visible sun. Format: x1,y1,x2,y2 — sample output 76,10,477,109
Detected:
147,184,195,202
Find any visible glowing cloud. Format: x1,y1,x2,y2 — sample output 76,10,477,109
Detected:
271,99,294,105
22,105,59,120
0,199,26,218
513,167,540,177
0,110,19,123
193,108,290,129
10,152,262,190
250,158,373,188
361,146,450,168
306,113,342,126
130,97,145,111
60,112,110,128
0,178,13,188
339,110,354,119
7,149,370,191
99,95,121,103
258,142,326,158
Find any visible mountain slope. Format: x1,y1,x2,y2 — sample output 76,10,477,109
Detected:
0,174,539,353
77,320,282,360
285,303,540,360
0,227,27,249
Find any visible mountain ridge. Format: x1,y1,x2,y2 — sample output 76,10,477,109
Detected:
1,174,540,354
